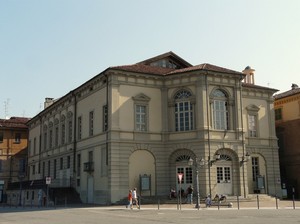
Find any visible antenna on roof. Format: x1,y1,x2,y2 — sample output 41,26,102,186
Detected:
4,98,10,119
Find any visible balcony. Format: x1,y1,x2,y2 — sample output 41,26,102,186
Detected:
83,161,94,172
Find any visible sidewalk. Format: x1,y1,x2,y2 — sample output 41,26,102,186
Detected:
0,199,299,212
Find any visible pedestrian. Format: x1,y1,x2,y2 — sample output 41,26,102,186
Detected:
205,195,211,207
132,188,139,209
126,190,133,209
38,189,43,207
187,185,193,204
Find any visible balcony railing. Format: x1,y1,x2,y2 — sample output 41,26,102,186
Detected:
83,161,94,172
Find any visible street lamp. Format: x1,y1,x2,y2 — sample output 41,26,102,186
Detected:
240,152,251,166
18,174,25,206
188,153,221,209
188,158,204,209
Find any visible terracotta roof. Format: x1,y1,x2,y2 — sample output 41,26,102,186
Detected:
110,64,176,75
166,63,244,76
274,87,300,99
137,51,192,68
242,83,279,92
0,117,30,129
111,63,244,77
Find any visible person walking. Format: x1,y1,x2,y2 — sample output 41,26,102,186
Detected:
187,185,193,204
126,190,133,209
132,188,139,209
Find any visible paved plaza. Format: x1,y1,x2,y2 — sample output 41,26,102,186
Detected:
0,200,300,224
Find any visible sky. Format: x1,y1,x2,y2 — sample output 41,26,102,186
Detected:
1,0,299,119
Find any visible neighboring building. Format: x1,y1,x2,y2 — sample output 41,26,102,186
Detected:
274,83,300,199
0,117,30,203
26,52,281,205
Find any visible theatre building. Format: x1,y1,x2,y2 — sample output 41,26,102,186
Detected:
27,52,281,204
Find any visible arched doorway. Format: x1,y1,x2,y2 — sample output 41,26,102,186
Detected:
216,154,233,195
129,150,155,196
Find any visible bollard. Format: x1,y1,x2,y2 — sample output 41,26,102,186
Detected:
292,195,295,209
275,196,278,209
158,199,160,210
237,195,240,210
217,198,220,210
65,196,67,207
257,195,260,209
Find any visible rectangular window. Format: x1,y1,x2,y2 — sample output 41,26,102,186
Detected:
275,108,282,121
54,159,57,179
67,156,70,169
185,167,193,184
49,129,53,149
135,105,147,131
68,120,73,143
248,115,257,137
78,116,82,140
61,123,66,145
101,147,107,176
0,132,3,142
175,102,193,131
252,157,259,181
89,111,94,136
89,151,93,162
55,126,59,147
19,158,26,173
44,132,47,151
60,157,63,170
42,162,45,177
32,165,35,175
15,133,21,143
0,160,3,172
33,138,36,155
103,105,108,131
213,101,228,130
77,154,81,177
47,160,51,177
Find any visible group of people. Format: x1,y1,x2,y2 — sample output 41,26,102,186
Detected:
126,187,139,209
169,186,226,208
169,185,194,204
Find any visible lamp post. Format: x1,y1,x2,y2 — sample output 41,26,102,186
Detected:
188,153,221,209
240,152,251,198
188,158,204,209
18,174,25,206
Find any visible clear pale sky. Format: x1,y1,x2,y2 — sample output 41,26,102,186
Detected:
1,0,299,118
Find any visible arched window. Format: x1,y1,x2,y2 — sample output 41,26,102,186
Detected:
174,90,194,131
212,89,228,130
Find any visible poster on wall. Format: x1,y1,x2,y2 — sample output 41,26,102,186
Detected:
140,174,151,191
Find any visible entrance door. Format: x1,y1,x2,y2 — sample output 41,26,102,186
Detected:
87,176,94,203
216,166,232,195
176,166,192,195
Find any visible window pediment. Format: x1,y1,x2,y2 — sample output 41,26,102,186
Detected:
132,93,151,102
246,104,260,112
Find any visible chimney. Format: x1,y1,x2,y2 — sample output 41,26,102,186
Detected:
44,98,54,109
291,83,298,90
242,66,255,84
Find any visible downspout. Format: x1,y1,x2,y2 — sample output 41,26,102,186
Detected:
205,72,212,196
105,73,109,204
239,76,246,198
105,73,109,166
72,91,77,185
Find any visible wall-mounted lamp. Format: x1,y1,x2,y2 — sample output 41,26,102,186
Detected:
189,153,221,168
209,153,221,166
240,152,251,166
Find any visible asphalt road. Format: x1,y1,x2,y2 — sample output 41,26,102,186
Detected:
1,206,300,224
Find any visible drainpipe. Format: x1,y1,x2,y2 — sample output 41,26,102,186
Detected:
239,76,246,198
205,72,212,197
71,91,77,185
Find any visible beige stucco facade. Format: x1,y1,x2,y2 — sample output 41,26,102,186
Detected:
26,52,281,204
274,84,300,199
